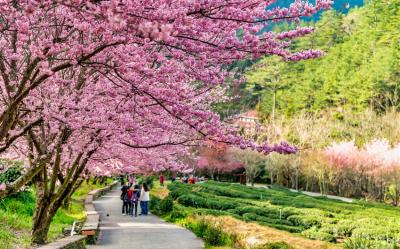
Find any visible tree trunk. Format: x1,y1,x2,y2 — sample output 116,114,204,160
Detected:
31,208,55,245
31,173,55,245
31,166,84,244
272,88,276,121
270,171,273,185
62,179,83,209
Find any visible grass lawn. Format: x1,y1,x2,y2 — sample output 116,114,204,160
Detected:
152,181,400,248
0,179,112,249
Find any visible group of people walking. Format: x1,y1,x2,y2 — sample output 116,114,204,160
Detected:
120,176,150,216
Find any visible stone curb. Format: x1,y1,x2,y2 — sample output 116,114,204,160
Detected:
36,236,86,249
81,181,119,244
37,180,119,249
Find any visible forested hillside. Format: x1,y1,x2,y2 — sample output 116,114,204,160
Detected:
221,0,399,119
270,0,364,17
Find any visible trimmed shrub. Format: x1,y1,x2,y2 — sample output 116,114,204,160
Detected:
203,224,228,246
343,238,399,249
302,227,336,242
186,217,231,246
256,242,295,249
343,237,374,249
150,196,174,215
168,206,188,221
176,194,236,210
264,223,303,233
159,196,174,213
149,196,161,214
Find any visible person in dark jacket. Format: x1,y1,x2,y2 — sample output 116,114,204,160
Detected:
129,185,141,217
121,182,130,215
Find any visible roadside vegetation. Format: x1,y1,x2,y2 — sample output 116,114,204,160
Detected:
151,181,400,249
0,176,111,249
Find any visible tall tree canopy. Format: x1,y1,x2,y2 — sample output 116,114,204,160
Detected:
0,0,331,243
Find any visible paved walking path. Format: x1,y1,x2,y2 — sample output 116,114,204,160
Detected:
87,187,204,249
289,189,354,203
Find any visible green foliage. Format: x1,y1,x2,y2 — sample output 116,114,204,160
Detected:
343,237,399,249
186,217,232,247
168,181,400,245
255,242,295,249
219,0,400,121
0,178,109,248
176,194,237,210
0,166,22,184
167,205,189,222
302,227,336,242
138,176,156,189
159,196,174,213
150,196,161,214
203,224,227,246
150,196,174,215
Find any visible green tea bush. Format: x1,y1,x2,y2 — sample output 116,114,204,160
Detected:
302,227,336,242
203,223,228,246
159,196,174,213
150,196,173,215
343,237,374,249
168,206,188,221
186,217,231,246
242,213,293,226
233,205,296,220
352,227,400,241
195,208,234,217
256,242,295,249
168,184,192,199
168,181,400,245
287,215,322,229
176,194,236,210
149,196,161,214
342,237,398,249
198,184,259,199
186,217,208,238
262,223,303,233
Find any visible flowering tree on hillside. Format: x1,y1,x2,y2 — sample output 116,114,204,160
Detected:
0,0,332,244
324,139,400,201
230,147,269,187
197,141,243,179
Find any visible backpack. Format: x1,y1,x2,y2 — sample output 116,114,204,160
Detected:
131,191,139,202
122,192,129,201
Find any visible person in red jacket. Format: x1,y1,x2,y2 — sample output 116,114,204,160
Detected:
125,186,134,216
159,175,165,186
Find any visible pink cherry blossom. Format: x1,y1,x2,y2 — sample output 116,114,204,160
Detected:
0,0,331,197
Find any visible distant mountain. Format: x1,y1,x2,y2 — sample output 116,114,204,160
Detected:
269,0,365,21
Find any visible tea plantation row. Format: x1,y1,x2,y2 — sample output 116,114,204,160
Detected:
167,181,400,245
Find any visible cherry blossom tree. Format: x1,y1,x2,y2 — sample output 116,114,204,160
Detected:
230,147,267,187
0,0,333,244
197,141,243,178
324,140,400,200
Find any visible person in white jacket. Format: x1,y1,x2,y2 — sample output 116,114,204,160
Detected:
139,183,150,215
